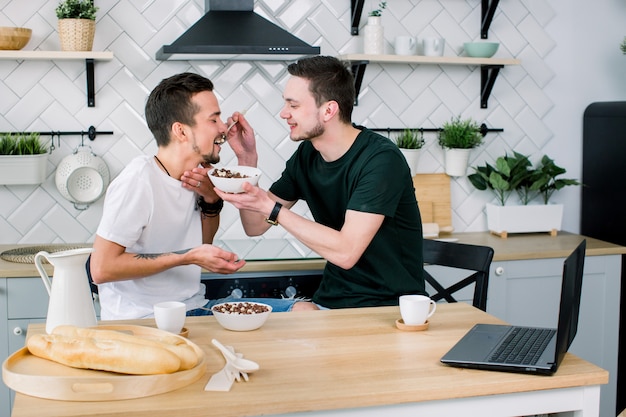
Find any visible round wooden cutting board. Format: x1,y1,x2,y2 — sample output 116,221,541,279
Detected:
1,324,206,401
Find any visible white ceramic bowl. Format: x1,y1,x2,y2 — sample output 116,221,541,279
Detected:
209,166,261,193
211,301,272,331
463,41,499,58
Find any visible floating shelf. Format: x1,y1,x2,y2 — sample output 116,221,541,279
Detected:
0,51,114,107
351,0,501,38
337,54,521,108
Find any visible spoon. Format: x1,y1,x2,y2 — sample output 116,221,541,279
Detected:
215,110,247,145
211,339,260,373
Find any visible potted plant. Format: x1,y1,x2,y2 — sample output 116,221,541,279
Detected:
395,128,425,176
364,1,387,54
438,116,484,177
56,0,98,51
0,132,49,185
468,152,580,237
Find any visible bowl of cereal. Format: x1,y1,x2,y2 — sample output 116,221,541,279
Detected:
209,166,262,193
211,301,272,331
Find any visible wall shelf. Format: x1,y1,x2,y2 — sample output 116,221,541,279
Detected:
0,51,114,107
337,54,521,108
351,0,501,38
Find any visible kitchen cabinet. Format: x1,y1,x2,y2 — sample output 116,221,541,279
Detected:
0,50,114,107
0,277,100,417
487,254,621,417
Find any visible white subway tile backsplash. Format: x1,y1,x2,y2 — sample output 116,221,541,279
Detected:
0,0,562,242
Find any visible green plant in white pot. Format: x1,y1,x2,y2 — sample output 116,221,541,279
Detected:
468,152,580,237
56,0,98,51
438,116,483,177
395,128,425,176
0,132,49,185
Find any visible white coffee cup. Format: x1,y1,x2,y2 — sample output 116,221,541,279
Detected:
153,301,186,333
394,35,417,55
399,295,436,325
422,37,445,56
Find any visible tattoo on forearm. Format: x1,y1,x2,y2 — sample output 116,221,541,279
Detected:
134,248,191,260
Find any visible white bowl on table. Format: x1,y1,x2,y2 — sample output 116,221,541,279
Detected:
208,166,261,193
211,301,272,331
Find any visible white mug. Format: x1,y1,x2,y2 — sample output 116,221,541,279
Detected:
154,301,186,333
422,37,445,57
394,35,417,56
399,295,436,325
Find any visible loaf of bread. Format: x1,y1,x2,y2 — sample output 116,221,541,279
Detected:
27,333,181,375
52,325,198,371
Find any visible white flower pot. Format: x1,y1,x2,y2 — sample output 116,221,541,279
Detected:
0,154,48,185
399,148,421,176
443,148,471,177
486,203,564,237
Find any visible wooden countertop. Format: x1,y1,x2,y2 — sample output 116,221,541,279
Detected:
10,303,608,417
1,232,624,278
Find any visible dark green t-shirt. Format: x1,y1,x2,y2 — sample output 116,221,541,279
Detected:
270,127,425,308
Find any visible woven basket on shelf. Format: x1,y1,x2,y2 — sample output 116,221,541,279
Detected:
58,18,95,51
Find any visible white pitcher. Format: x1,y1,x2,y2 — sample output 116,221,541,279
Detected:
35,248,97,334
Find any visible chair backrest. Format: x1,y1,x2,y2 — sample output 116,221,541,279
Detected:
422,239,494,311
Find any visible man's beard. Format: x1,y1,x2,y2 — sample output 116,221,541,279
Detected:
292,121,324,142
192,141,220,165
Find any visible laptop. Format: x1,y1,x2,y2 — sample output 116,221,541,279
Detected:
440,239,586,375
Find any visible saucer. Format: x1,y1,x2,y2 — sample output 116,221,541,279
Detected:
395,318,429,331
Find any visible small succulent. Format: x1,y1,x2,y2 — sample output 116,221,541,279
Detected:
368,1,387,17
621,36,626,54
56,0,98,20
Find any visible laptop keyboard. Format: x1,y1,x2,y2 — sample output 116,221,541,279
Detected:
488,327,556,365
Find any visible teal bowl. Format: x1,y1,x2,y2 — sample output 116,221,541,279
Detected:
463,42,499,58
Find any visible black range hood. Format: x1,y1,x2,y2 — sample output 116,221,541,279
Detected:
156,0,320,61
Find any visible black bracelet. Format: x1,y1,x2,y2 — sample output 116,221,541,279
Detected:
197,196,224,218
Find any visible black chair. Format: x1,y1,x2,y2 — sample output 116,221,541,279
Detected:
422,239,494,311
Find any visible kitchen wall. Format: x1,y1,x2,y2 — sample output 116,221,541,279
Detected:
1,0,625,245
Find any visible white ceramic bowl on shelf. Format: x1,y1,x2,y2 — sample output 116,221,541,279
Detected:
208,166,261,193
211,301,272,331
463,42,499,58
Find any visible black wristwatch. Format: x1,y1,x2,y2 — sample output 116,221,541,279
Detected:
265,202,282,226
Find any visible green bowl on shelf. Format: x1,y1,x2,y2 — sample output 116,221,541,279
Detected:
463,42,499,58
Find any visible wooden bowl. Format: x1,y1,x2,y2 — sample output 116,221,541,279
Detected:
0,27,32,50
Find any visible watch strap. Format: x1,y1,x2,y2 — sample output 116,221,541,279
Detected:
265,201,282,226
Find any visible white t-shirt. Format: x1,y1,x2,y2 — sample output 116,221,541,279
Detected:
96,155,207,320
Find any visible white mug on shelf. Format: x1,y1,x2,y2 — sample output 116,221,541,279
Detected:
394,35,417,55
422,37,445,56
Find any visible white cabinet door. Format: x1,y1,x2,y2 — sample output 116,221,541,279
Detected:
487,255,621,417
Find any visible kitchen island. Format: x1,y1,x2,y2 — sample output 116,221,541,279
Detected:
8,304,608,417
1,232,624,417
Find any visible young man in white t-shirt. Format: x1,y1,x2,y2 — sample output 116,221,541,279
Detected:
90,72,317,320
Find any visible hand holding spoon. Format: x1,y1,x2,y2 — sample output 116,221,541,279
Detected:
216,110,247,145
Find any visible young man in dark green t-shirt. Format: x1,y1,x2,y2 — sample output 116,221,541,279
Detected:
216,56,426,309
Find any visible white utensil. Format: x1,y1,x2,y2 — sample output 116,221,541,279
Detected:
215,110,247,145
211,339,260,373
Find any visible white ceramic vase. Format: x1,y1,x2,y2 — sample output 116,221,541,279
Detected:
363,16,384,55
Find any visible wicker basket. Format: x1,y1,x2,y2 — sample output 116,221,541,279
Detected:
58,18,95,51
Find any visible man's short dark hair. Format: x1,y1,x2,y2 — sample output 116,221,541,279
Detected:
287,56,355,124
145,72,215,146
